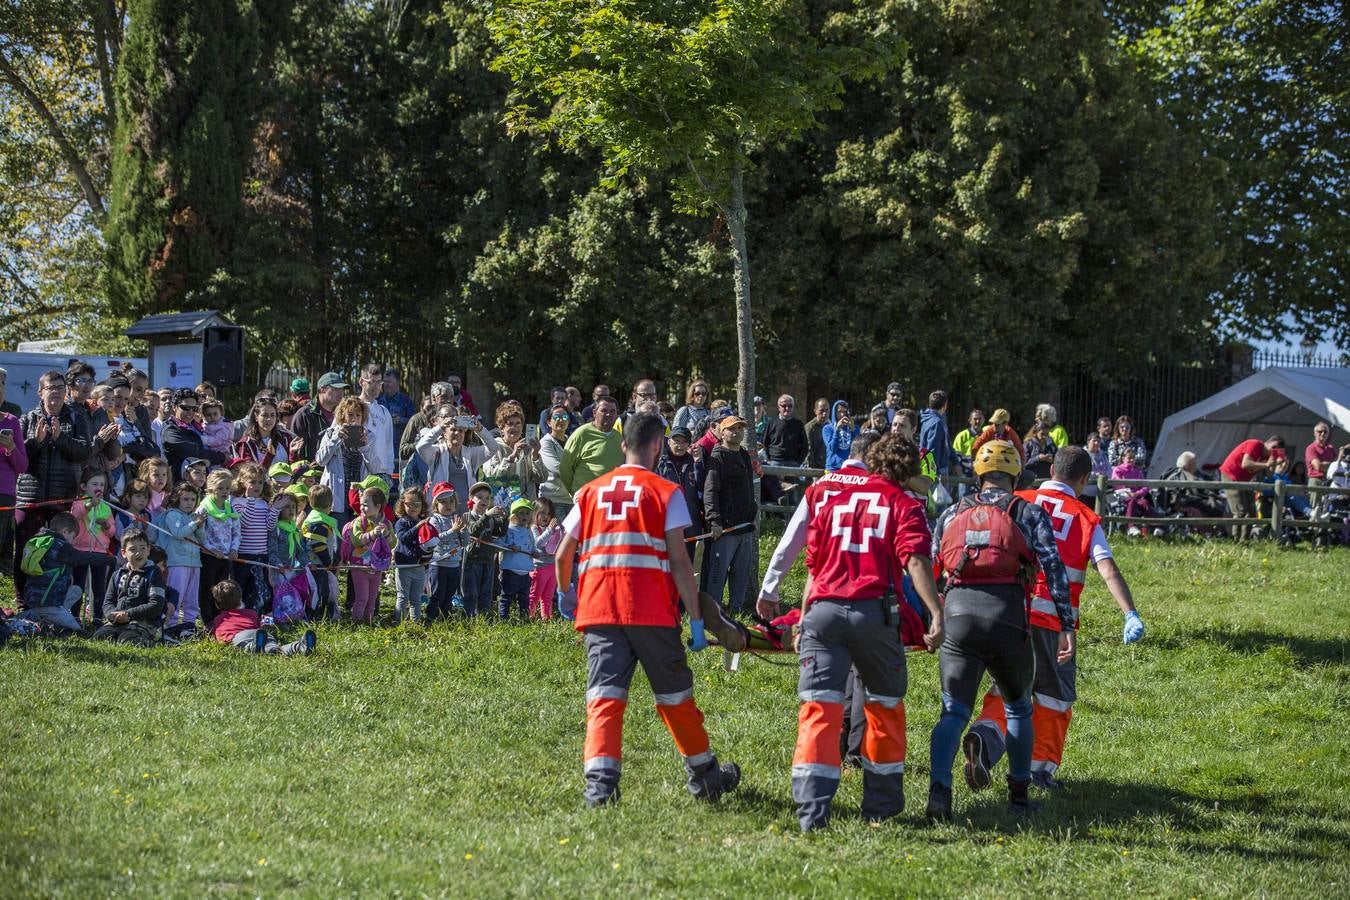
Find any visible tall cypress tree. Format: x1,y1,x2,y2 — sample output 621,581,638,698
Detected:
105,0,261,316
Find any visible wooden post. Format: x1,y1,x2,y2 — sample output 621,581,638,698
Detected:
1096,474,1108,515
1271,479,1285,539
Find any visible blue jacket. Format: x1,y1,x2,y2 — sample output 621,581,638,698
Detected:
821,401,859,471
156,508,205,568
919,408,951,474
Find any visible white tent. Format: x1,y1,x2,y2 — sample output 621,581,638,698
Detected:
1149,366,1350,476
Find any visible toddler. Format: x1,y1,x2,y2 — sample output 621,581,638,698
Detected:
419,483,467,623
70,467,116,625
497,499,537,621
268,492,313,624
207,580,316,656
180,457,209,493
302,484,340,622
1111,449,1156,522
341,486,392,624
528,497,563,620
138,457,172,515
160,483,206,628
231,462,277,611
461,482,506,617
201,399,233,456
393,486,431,623
196,469,241,625
114,479,154,539
92,530,166,647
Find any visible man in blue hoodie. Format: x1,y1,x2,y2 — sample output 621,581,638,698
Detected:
919,391,952,478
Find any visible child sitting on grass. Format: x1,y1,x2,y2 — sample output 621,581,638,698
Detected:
207,580,316,656
92,529,166,647
16,512,115,635
497,498,537,621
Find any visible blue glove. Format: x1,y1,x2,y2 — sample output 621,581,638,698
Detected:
556,588,576,622
1123,610,1145,644
688,619,708,652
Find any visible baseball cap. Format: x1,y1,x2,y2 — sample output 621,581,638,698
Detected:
180,457,208,479
509,498,536,516
753,395,765,405
268,461,293,481
670,426,692,442
469,481,491,496
430,481,455,502
290,377,311,394
316,372,348,390
355,474,387,492
719,415,749,429
285,482,311,500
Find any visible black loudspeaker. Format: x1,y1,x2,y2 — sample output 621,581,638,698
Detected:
202,325,245,386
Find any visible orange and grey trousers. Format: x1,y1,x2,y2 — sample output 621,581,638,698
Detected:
582,625,723,802
792,598,908,831
967,624,1076,779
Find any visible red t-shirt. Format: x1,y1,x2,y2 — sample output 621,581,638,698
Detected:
803,470,931,602
209,608,261,643
1220,439,1267,482
1306,441,1336,481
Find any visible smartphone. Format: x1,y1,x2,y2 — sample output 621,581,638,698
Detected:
342,423,364,443
525,424,539,441
455,415,476,430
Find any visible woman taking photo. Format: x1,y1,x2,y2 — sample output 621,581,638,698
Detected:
482,401,548,501
414,404,502,501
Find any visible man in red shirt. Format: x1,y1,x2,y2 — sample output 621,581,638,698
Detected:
1219,435,1285,539
790,433,943,832
555,411,741,808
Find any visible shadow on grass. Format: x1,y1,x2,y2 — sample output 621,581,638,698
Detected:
1155,628,1349,667
953,777,1347,862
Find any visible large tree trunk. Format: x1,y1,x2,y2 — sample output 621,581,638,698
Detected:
726,160,756,425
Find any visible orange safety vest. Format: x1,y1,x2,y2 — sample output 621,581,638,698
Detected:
1016,487,1098,632
574,465,682,630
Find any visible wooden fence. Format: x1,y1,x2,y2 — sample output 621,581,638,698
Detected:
755,465,1350,540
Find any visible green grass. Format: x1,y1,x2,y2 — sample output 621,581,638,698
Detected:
2,538,1348,897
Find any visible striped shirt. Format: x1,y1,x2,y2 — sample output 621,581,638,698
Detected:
233,496,278,555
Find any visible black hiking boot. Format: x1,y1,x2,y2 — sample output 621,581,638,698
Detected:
1007,776,1042,815
925,782,953,824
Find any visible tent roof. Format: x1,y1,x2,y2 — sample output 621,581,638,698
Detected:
1149,367,1350,475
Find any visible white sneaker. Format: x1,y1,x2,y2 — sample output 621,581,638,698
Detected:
1127,526,1142,537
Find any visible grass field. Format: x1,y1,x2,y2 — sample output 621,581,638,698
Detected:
2,537,1348,897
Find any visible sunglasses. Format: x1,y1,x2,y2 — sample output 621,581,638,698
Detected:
551,414,570,421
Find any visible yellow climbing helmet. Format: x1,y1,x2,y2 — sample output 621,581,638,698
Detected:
973,439,1022,478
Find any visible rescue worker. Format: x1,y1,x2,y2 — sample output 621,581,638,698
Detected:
789,433,944,831
554,411,741,808
963,446,1145,789
925,436,1075,822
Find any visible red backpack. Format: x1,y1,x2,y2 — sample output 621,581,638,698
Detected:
938,493,1036,586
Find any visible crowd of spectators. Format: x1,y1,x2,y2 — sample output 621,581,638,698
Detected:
1,362,1346,648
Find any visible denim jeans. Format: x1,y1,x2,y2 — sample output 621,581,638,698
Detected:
705,529,756,613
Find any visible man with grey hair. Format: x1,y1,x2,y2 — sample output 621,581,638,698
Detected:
400,381,453,467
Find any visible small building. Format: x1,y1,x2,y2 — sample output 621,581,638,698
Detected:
125,310,243,389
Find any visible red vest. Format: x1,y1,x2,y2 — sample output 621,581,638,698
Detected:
1016,487,1098,632
574,466,682,630
804,467,930,603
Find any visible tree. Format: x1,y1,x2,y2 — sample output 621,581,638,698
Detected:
104,0,262,317
1113,0,1347,346
486,0,896,421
